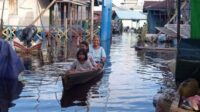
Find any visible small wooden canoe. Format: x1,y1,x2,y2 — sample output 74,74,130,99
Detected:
62,68,103,90
134,46,177,52
13,38,42,55
60,72,103,107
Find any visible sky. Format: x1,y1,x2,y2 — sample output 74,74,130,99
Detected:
112,0,124,6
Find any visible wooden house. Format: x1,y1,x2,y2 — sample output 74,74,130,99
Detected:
0,0,93,29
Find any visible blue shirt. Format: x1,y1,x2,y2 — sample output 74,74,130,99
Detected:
89,46,106,62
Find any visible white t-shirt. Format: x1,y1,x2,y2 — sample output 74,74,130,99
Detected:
89,46,106,62
88,53,97,67
71,59,94,72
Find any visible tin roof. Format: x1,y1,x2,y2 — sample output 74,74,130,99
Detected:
114,10,147,20
156,24,190,39
143,0,174,11
56,0,87,5
56,0,100,6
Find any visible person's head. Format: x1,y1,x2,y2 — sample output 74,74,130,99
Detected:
76,49,88,62
92,35,100,47
80,41,89,53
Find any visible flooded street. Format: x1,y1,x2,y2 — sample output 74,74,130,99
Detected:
3,33,176,112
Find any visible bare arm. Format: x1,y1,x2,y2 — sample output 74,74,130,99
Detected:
89,55,97,67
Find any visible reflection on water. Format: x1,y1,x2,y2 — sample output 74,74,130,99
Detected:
137,50,176,65
21,56,43,70
7,33,176,112
0,79,24,112
101,39,111,56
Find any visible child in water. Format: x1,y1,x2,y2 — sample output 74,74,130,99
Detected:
69,49,94,73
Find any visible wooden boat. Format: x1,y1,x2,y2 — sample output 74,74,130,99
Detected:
62,68,103,90
135,45,177,52
60,72,103,107
13,38,42,55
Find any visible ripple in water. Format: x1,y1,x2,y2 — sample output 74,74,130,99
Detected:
4,33,176,112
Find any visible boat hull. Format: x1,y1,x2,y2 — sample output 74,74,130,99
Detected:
60,72,103,107
13,38,42,55
62,69,103,90
135,46,177,52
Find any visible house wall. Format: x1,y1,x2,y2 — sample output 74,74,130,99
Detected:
147,11,157,33
122,20,147,29
147,10,168,33
35,0,50,28
78,6,87,20
0,0,50,27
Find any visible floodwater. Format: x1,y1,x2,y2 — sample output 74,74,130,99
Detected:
0,33,176,112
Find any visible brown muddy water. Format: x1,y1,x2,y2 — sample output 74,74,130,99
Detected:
0,33,176,112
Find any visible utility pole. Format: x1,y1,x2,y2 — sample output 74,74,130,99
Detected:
0,0,6,38
100,0,112,41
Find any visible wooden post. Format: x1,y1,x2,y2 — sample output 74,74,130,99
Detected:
74,5,76,24
77,5,78,24
0,19,3,37
54,3,58,27
0,0,6,37
67,3,72,59
67,3,71,27
90,0,94,41
71,4,73,25
65,18,68,60
59,2,62,27
80,6,83,26
64,4,67,30
177,0,181,42
70,3,72,27
64,4,67,60
73,4,75,25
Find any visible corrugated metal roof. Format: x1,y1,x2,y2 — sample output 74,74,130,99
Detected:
165,24,190,39
156,24,190,39
143,0,174,11
115,10,147,20
56,0,88,6
156,27,177,37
